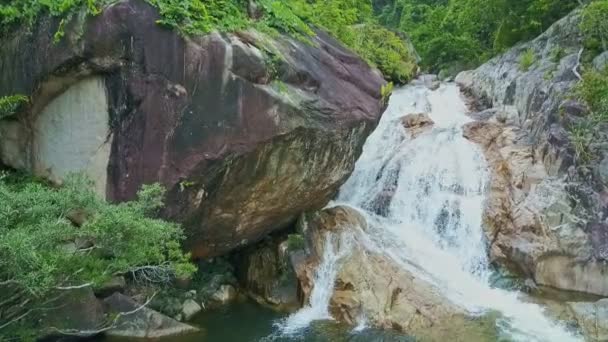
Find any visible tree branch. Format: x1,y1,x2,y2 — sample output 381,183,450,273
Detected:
0,310,32,331
55,283,92,290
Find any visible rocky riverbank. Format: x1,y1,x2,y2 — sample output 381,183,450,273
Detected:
457,9,608,298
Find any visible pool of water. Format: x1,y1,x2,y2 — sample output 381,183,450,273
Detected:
103,299,415,342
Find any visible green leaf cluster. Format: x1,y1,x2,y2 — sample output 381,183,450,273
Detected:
0,95,28,119
376,0,579,73
519,48,536,71
277,0,416,82
581,0,608,53
570,67,608,163
0,171,195,298
0,0,109,35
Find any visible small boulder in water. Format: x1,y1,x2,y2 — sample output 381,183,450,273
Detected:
181,299,202,321
210,285,237,305
104,293,199,338
414,74,440,90
400,113,435,138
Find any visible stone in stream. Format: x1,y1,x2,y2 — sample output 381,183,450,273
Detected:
181,299,202,321
400,113,435,138
0,0,386,258
210,285,238,305
94,276,127,298
413,74,441,90
42,288,105,337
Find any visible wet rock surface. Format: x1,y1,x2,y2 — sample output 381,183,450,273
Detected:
235,236,303,311
295,206,498,339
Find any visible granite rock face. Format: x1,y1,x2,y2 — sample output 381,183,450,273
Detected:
458,10,608,296
0,0,387,257
104,293,199,338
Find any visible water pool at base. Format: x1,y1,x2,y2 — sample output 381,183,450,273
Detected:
103,299,417,342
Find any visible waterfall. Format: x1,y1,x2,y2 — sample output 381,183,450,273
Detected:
279,83,581,341
276,234,353,335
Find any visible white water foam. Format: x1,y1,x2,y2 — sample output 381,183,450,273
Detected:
279,83,581,341
338,84,581,341
276,233,353,335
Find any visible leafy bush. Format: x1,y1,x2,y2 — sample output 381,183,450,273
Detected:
381,82,394,105
519,48,536,71
351,24,417,83
0,171,195,335
577,67,608,116
581,0,608,52
0,0,109,35
0,95,28,119
147,0,250,35
569,67,608,163
287,234,305,251
376,0,578,72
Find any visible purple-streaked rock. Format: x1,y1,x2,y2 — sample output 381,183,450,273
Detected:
0,0,387,257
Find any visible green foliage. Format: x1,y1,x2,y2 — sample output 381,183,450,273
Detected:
0,95,28,119
351,24,417,83
549,46,565,63
519,48,536,71
146,0,250,35
569,67,608,163
570,122,595,163
376,0,578,72
261,0,417,82
0,171,195,303
286,234,305,251
577,67,608,115
381,82,395,105
257,0,314,39
0,0,109,37
581,0,608,52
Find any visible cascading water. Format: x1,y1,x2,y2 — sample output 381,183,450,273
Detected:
280,83,582,341
277,233,353,335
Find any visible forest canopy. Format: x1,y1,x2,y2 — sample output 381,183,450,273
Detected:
375,0,583,73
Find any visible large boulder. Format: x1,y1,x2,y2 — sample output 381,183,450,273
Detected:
400,112,435,138
0,0,386,257
42,288,106,337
